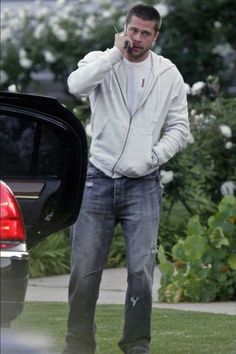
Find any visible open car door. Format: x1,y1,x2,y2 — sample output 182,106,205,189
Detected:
0,91,87,248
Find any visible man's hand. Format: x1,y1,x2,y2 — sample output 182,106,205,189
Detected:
114,32,133,54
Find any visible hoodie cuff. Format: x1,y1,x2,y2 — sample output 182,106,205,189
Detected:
152,148,161,167
104,47,123,66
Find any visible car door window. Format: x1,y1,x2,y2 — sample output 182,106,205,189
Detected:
0,114,60,176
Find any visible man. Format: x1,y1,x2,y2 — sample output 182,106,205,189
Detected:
63,4,189,354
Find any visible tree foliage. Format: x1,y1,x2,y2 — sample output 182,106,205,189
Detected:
1,0,235,93
160,0,236,89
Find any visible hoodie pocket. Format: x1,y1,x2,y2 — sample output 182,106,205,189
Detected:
91,116,127,157
117,126,154,177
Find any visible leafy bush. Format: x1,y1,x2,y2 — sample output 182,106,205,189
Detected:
106,225,126,268
159,78,236,252
158,195,236,303
29,230,70,278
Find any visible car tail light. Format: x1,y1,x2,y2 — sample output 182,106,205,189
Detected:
0,181,26,245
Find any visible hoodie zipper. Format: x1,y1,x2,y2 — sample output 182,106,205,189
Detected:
111,93,155,176
111,116,133,177
110,68,130,176
111,63,156,176
111,64,154,176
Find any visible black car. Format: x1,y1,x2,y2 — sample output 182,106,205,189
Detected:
0,91,87,326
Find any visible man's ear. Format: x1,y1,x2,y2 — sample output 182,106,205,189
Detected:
155,31,160,42
151,31,159,47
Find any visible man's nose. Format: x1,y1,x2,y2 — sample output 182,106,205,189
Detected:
133,32,142,41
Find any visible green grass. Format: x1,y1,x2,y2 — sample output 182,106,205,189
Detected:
12,302,236,354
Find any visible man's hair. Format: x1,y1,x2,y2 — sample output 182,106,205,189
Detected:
126,4,162,32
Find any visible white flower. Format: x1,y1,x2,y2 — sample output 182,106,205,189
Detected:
36,7,50,19
194,113,204,123
85,123,92,138
0,70,9,85
58,6,73,20
8,84,17,92
85,15,96,29
57,29,68,42
34,23,46,39
219,124,232,138
43,50,56,63
187,133,195,144
48,16,58,27
214,21,222,28
191,81,206,95
204,114,217,125
19,57,33,69
220,181,236,196
19,48,27,59
184,83,191,95
51,25,68,41
160,170,174,184
190,109,196,116
102,9,114,18
154,4,169,17
225,141,233,149
212,43,234,58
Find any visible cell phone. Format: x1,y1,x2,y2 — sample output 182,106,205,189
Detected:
124,41,129,50
123,24,130,50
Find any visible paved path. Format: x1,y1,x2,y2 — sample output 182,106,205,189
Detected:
26,267,236,315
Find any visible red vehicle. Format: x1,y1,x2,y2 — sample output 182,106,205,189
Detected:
0,91,87,326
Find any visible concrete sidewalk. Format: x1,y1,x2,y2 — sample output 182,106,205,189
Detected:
26,267,236,315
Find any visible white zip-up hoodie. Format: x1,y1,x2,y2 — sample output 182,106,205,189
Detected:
68,47,189,178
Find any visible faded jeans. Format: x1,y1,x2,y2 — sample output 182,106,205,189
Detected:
63,164,162,354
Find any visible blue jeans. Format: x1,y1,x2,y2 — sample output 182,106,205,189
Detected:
63,164,162,354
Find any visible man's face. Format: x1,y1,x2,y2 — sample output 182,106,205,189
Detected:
125,15,159,62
